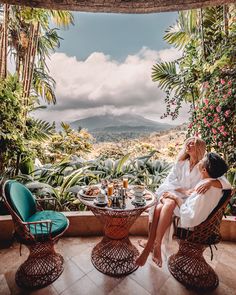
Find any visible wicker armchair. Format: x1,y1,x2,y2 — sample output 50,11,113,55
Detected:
168,189,232,292
2,180,69,289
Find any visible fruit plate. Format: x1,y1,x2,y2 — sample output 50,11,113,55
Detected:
79,186,103,200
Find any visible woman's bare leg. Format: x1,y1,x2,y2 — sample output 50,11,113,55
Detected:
138,222,152,248
136,203,163,266
152,199,176,267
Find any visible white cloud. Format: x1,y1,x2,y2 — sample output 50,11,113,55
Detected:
34,47,189,125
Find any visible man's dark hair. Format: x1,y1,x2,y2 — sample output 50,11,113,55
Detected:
203,152,228,178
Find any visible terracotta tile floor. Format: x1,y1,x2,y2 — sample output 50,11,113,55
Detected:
0,237,236,295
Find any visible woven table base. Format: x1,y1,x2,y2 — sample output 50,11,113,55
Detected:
91,236,139,276
168,241,219,292
15,242,64,289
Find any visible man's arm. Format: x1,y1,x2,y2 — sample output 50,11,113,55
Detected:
178,188,222,228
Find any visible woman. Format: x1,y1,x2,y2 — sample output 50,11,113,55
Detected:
137,137,229,266
136,152,230,267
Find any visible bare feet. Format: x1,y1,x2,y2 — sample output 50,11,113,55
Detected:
152,243,162,267
138,239,147,248
135,251,149,267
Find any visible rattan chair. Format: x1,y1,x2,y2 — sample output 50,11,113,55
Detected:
2,180,69,289
168,189,232,292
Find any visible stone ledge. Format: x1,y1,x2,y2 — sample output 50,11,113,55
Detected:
0,212,235,242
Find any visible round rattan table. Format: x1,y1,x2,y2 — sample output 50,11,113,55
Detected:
78,187,156,277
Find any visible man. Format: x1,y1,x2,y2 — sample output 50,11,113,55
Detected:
136,152,231,267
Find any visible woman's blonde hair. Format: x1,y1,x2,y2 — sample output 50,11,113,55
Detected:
177,137,206,163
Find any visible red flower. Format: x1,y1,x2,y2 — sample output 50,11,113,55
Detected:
216,106,221,112
220,79,226,85
224,110,231,117
204,99,209,105
212,128,217,134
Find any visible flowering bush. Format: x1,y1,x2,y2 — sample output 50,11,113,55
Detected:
188,76,236,166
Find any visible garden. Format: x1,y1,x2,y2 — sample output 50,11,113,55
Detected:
0,4,235,216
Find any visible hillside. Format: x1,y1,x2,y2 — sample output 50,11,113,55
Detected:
70,113,173,142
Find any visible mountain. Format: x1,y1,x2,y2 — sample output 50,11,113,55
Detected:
70,114,172,132
70,114,173,142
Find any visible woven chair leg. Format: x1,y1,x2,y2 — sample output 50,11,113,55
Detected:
91,236,139,277
168,240,219,292
15,240,64,289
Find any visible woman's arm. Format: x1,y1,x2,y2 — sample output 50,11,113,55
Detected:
196,176,231,194
162,192,184,207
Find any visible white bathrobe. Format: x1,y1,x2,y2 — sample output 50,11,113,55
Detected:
149,159,230,221
174,178,232,228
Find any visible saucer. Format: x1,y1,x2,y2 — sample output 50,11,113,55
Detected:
130,190,145,197
94,199,108,207
131,198,146,207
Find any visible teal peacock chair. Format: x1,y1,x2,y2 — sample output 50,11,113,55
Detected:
2,180,69,289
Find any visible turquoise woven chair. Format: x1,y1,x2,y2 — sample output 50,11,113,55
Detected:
2,180,69,289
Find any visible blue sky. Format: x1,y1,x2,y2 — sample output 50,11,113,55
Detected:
57,12,178,61
35,11,190,125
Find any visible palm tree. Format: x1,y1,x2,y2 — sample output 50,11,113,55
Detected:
3,6,74,104
152,5,236,119
0,4,9,79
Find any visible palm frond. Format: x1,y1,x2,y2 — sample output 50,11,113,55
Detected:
27,118,55,141
33,68,56,104
152,61,180,90
50,10,74,28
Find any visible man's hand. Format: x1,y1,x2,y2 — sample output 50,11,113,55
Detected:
196,180,212,194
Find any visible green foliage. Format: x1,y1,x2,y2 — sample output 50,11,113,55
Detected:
0,75,55,175
0,76,25,172
42,123,93,163
152,5,236,120
188,77,236,166
16,153,172,211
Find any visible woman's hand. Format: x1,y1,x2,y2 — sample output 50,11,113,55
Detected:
162,192,183,207
185,189,194,196
196,180,212,194
175,188,194,196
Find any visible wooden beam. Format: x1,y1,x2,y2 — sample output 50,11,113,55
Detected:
0,0,235,13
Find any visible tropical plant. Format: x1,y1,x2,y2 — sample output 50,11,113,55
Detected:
16,153,172,211
0,75,55,175
2,5,74,104
0,5,74,174
152,5,236,119
188,76,236,166
41,123,93,163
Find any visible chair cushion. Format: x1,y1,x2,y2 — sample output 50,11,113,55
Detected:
5,180,37,221
26,211,68,238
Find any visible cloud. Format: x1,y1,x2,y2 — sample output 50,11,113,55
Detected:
34,47,190,124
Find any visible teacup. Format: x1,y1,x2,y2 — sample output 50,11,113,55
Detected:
133,185,145,195
96,192,106,203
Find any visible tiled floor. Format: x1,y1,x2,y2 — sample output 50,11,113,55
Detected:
0,236,236,295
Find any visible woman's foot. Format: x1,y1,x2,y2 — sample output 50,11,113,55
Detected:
135,250,150,267
152,243,162,267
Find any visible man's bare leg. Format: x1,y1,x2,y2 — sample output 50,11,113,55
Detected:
152,199,176,267
136,203,163,266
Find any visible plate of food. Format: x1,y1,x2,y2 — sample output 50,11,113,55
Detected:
79,185,102,200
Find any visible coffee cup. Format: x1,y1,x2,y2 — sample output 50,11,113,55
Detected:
133,185,145,195
96,192,106,203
